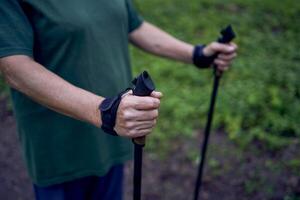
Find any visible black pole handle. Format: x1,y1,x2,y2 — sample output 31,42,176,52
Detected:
217,25,236,44
132,71,155,146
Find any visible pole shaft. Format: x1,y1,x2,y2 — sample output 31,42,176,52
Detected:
134,144,143,200
193,73,221,200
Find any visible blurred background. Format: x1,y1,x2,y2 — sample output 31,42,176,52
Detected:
0,0,299,199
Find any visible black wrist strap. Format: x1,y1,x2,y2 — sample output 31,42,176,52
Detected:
99,88,130,136
193,44,217,68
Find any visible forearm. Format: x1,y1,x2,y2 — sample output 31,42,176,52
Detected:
129,22,194,64
0,55,103,127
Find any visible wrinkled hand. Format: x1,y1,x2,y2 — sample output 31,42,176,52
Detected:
203,42,238,71
114,90,162,138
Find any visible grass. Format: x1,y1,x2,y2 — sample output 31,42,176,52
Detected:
131,0,300,151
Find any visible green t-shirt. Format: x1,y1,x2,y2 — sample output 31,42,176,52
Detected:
0,0,143,186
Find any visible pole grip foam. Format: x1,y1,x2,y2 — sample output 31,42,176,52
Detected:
132,71,155,146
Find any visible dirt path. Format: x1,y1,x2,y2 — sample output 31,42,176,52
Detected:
0,103,33,200
0,100,299,200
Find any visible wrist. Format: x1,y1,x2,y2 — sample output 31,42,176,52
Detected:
192,44,216,68
93,97,104,128
183,43,195,64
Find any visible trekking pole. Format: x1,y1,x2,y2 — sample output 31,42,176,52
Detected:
131,71,156,200
193,25,236,200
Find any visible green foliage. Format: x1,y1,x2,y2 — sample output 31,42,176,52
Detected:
131,0,300,150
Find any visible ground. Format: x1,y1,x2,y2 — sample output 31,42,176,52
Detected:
0,99,299,200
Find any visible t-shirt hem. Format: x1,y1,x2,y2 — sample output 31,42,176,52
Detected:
33,152,133,187
0,47,33,59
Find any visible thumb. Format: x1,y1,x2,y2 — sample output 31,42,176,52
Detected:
150,91,163,99
204,42,236,56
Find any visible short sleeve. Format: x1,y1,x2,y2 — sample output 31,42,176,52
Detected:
0,0,34,59
125,0,143,33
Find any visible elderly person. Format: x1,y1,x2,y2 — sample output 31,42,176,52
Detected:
0,0,237,199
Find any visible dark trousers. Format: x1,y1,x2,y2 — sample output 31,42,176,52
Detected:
34,164,124,200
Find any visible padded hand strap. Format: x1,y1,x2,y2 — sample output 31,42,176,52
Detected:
99,89,130,136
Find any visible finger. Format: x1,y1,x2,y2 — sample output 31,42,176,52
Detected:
217,65,229,71
133,109,159,121
210,42,237,54
136,119,156,130
217,53,237,61
151,91,163,99
131,96,160,110
214,59,230,67
134,128,153,137
125,119,156,129
229,42,238,50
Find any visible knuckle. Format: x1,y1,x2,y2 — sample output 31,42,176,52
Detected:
124,121,131,128
118,101,125,109
122,110,130,119
121,99,131,109
129,129,137,136
137,130,145,136
211,42,219,50
121,121,128,129
152,99,160,107
118,109,124,117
